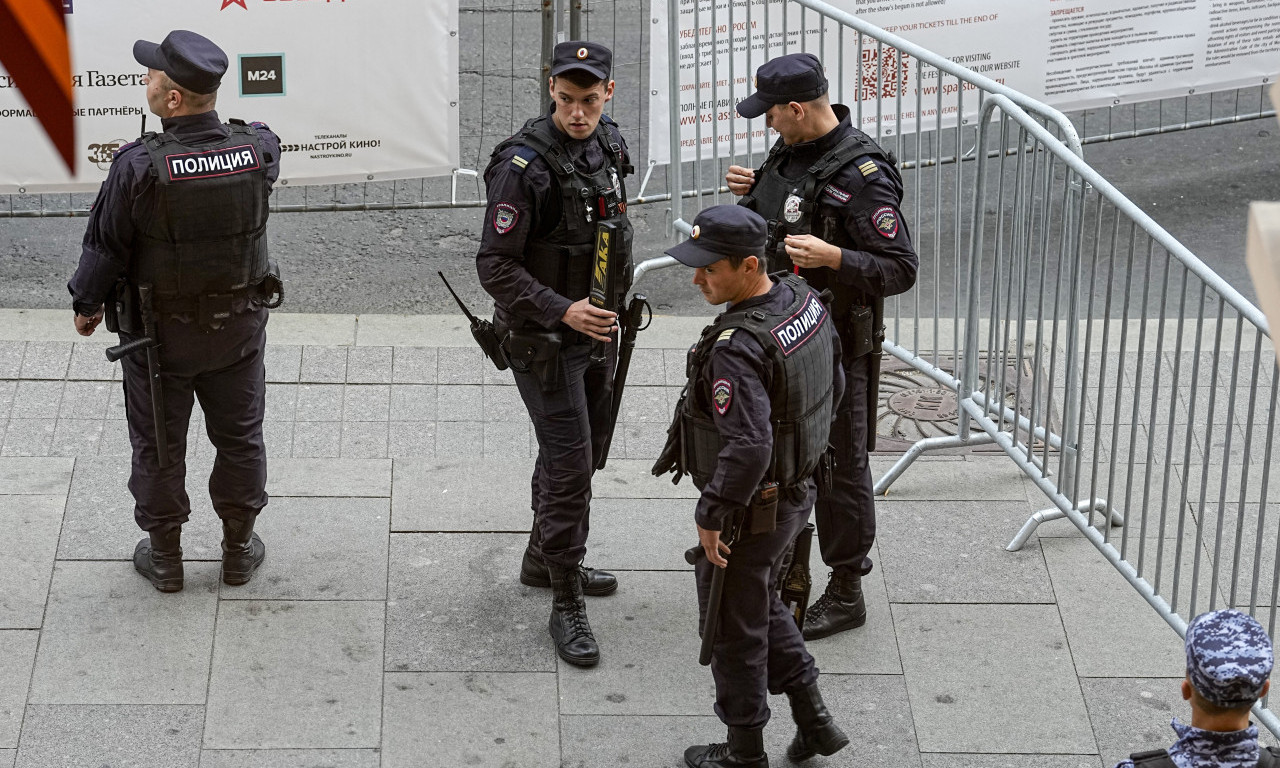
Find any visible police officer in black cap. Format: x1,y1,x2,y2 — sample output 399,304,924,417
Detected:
726,52,918,641
476,41,633,668
68,30,282,593
654,205,848,767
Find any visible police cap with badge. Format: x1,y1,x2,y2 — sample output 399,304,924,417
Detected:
665,205,768,267
550,40,613,81
736,53,828,119
133,30,228,94
1185,608,1274,708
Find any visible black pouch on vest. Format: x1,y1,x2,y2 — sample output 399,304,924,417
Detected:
105,279,139,335
846,305,875,358
747,482,779,535
505,328,562,392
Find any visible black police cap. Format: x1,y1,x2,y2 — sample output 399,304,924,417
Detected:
736,53,828,119
133,30,228,95
550,41,612,81
665,205,767,268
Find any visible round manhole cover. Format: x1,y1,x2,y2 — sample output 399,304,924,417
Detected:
886,386,958,421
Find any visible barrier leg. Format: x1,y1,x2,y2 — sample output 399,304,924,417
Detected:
1006,498,1120,551
873,432,997,496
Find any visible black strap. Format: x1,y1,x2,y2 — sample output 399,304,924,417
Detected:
1128,749,1174,768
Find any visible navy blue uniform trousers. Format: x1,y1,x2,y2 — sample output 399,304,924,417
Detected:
814,349,876,576
695,487,820,728
122,305,268,533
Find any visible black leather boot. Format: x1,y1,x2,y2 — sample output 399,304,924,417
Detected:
520,548,618,596
548,564,600,667
684,726,769,768
802,571,866,641
221,517,266,586
785,682,849,761
133,528,184,593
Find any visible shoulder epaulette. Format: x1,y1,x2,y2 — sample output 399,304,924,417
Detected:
510,145,539,173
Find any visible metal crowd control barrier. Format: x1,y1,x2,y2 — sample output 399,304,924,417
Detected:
883,91,1278,735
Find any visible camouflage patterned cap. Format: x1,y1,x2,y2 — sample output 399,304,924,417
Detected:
1185,609,1274,708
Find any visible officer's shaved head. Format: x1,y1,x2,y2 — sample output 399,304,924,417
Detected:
158,72,217,111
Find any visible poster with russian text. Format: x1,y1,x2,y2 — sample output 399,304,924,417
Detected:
0,0,459,193
650,0,1280,164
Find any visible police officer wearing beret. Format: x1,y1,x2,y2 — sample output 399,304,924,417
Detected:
655,205,848,767
476,41,633,667
1116,609,1277,768
726,53,918,641
68,30,282,593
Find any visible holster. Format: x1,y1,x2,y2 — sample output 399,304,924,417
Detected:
261,259,284,309
747,482,779,535
652,393,688,484
843,304,876,358
105,278,139,335
503,327,562,392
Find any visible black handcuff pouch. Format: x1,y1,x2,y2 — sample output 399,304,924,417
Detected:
504,328,562,392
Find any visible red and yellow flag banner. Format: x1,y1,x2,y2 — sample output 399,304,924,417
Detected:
0,0,74,173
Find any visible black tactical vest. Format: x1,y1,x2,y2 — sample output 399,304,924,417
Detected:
489,115,633,310
680,275,835,490
132,120,270,303
741,127,897,319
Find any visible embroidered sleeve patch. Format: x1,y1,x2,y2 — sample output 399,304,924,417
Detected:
872,206,899,239
823,184,852,204
493,202,519,234
712,378,733,416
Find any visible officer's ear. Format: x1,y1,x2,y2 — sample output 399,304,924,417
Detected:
742,255,760,274
603,79,615,103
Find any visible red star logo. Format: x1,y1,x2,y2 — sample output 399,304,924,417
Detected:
221,0,247,9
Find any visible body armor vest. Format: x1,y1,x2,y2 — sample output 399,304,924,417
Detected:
680,275,835,490
132,120,270,303
1130,746,1280,768
741,128,897,319
490,115,633,313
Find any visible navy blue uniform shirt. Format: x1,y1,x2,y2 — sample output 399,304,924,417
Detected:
476,116,631,329
695,279,845,530
762,103,917,300
68,111,281,314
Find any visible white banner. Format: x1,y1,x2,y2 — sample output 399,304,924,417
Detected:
650,0,1280,164
0,0,459,193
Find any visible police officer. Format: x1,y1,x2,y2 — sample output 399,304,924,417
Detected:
727,52,918,640
68,30,281,593
1116,609,1276,768
655,205,847,767
476,41,633,668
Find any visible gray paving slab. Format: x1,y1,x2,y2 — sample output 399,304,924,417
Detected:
290,420,342,457
594,458,700,500
48,418,104,457
894,603,1095,754
619,419,671,460
1,419,55,457
340,421,388,458
343,384,389,421
483,419,533,458
0,457,72,494
0,341,22,378
391,458,533,531
618,385,672,424
345,346,393,384
437,347,483,385
10,380,61,418
1079,677,1196,768
560,714,720,768
0,495,63,628
1041,536,1207,678
435,420,484,459
388,384,437,421
299,346,347,383
0,631,37,748
388,421,437,458
876,500,1056,604
29,561,219,705
386,533,552,672
771,674,920,768
264,344,302,383
381,672,559,768
0,381,13,417
16,705,203,768
265,383,299,421
198,749,382,768
1188,501,1280,608
18,341,71,380
97,419,133,456
295,384,343,421
221,497,390,601
587,497,698,571
0,749,11,768
58,457,223,560
558,571,712,715
482,385,526,422
105,379,127,418
436,384,482,420
919,756,1098,768
57,380,111,420
391,346,437,384
204,601,384,749
263,420,294,458
267,458,392,497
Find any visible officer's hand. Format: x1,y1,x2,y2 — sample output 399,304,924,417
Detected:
74,306,104,337
726,165,755,197
698,524,731,569
562,298,617,343
784,234,842,271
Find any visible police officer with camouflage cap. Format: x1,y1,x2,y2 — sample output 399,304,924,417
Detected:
476,41,633,668
1116,609,1276,768
654,205,849,767
727,52,918,642
68,30,282,593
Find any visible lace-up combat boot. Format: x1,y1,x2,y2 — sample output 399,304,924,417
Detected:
684,725,768,768
548,563,600,667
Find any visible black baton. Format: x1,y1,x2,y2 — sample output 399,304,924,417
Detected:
104,283,170,468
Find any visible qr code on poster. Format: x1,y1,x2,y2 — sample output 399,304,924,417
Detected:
859,48,909,100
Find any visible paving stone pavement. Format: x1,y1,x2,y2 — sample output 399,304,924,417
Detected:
0,309,1274,767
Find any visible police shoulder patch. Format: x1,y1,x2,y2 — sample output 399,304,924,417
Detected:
823,183,852,204
712,378,733,415
493,202,519,234
872,206,899,239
